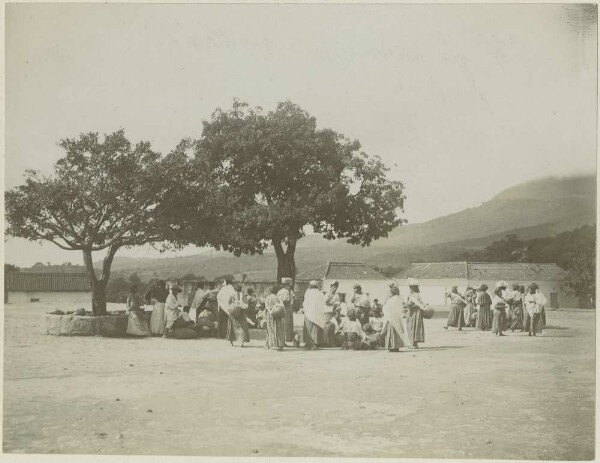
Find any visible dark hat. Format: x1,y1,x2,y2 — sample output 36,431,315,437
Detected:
478,284,488,291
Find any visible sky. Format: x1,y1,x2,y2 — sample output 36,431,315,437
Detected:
4,3,597,267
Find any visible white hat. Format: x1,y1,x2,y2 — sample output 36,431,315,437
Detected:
281,277,293,284
309,280,318,287
495,280,507,288
408,278,420,286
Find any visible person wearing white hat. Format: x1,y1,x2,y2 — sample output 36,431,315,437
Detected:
302,280,326,349
443,286,466,331
277,278,296,344
405,280,426,348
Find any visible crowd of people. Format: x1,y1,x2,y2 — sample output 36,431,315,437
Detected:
123,276,550,351
443,280,548,337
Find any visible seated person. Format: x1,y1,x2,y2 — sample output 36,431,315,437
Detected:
165,285,195,337
368,313,385,347
195,307,217,337
339,309,367,350
361,323,381,350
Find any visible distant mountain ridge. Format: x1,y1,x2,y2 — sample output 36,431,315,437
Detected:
90,175,595,281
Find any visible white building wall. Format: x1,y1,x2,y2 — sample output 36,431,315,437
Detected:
6,291,92,306
323,279,391,304
394,278,469,305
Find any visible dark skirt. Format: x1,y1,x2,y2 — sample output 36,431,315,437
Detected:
522,309,531,332
509,303,523,330
283,302,294,343
477,305,492,330
529,312,543,334
541,307,547,326
342,332,362,350
303,318,323,349
492,308,506,335
407,308,425,344
226,312,250,344
218,308,229,339
447,304,465,328
322,321,336,347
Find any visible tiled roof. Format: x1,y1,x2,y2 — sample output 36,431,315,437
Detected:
5,272,90,292
395,262,469,279
395,262,567,281
467,262,568,281
297,262,388,281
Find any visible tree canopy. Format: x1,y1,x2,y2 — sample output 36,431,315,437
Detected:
5,130,196,314
181,100,406,282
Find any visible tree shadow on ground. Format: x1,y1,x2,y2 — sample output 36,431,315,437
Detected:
543,325,570,330
411,346,467,351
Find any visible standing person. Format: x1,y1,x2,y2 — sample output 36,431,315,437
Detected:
189,284,206,322
495,281,510,329
164,284,192,337
324,281,340,324
444,286,465,331
351,284,371,326
508,284,524,332
146,280,168,336
476,284,493,331
264,286,285,350
371,298,383,317
217,279,247,347
302,280,326,350
234,284,251,343
491,288,508,336
524,283,546,336
383,282,398,305
381,286,408,352
126,285,151,337
520,285,530,332
277,278,296,344
246,288,258,325
463,287,477,327
405,280,426,349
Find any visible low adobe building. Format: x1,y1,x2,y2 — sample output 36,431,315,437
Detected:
296,261,391,304
394,261,577,308
5,272,91,305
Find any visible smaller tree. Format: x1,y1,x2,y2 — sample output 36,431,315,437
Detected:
566,247,596,309
5,130,192,315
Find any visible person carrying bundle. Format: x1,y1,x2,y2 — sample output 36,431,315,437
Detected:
444,286,465,331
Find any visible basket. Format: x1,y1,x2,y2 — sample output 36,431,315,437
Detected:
421,306,434,319
271,304,285,320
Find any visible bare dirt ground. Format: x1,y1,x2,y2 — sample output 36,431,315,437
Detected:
3,302,595,459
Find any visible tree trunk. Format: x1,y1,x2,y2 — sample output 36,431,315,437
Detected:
273,237,298,285
91,280,108,315
82,244,119,316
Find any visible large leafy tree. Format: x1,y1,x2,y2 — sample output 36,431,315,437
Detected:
5,130,199,315
184,100,406,283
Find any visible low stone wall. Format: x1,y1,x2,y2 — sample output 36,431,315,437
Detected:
45,314,128,337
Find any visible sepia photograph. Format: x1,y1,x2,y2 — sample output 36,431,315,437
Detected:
2,2,598,461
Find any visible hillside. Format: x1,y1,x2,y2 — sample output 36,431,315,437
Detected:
98,175,595,281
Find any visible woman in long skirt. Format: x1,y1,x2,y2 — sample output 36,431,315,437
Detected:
444,287,465,331
524,283,545,336
147,280,168,336
476,284,493,331
508,284,523,332
264,286,285,350
406,281,425,348
277,278,296,344
462,287,476,327
491,288,507,336
382,286,408,352
126,285,151,337
217,279,247,347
